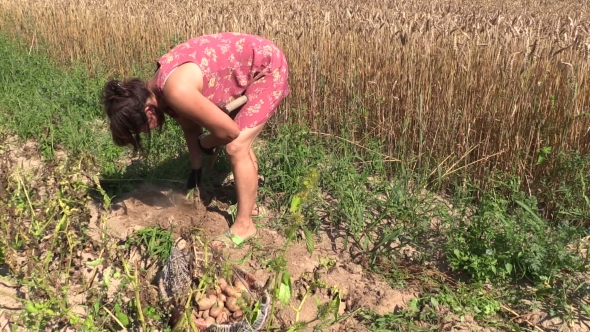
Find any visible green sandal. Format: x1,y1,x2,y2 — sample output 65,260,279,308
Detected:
211,229,257,249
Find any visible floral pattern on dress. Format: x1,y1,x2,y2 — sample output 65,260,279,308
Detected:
156,32,290,129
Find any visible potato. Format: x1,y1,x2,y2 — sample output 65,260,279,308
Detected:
225,296,240,312
197,295,217,311
223,285,237,298
204,316,216,325
218,278,228,290
216,310,230,324
193,291,205,303
232,310,243,320
209,302,224,318
206,288,217,297
234,280,248,293
194,318,209,332
217,293,227,302
202,308,209,319
235,279,255,302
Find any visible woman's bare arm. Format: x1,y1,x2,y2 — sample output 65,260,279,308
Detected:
175,117,203,169
163,62,240,147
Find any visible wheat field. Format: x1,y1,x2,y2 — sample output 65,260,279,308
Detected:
2,0,590,182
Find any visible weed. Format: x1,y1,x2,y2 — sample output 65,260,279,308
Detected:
536,150,590,226
266,169,319,324
125,226,175,265
444,177,587,283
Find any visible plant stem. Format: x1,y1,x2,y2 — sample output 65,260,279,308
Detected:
133,261,147,332
103,307,129,331
294,291,310,323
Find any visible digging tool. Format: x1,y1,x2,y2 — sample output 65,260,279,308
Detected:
205,95,249,171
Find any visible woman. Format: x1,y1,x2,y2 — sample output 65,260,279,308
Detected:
101,32,290,249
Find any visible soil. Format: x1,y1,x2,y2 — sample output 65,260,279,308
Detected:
0,136,418,331
1,137,589,332
89,181,419,331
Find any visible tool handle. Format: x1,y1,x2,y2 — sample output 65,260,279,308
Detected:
223,95,248,113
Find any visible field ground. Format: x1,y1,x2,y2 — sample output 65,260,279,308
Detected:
1,132,588,332
1,0,590,330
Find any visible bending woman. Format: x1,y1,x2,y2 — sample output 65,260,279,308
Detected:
101,32,290,249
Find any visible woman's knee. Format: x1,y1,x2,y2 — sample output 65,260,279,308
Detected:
226,124,265,158
225,139,250,158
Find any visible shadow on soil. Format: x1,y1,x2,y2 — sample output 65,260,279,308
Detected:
95,149,272,227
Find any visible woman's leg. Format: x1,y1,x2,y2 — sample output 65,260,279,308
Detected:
250,148,259,172
211,123,265,247
212,52,289,248
248,147,265,215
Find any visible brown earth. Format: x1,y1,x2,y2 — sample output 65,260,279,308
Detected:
88,181,419,331
0,136,419,331
1,136,589,331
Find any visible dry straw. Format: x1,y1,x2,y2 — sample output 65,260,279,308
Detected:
1,0,589,183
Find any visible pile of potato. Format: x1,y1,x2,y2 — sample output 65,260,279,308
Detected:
193,276,252,326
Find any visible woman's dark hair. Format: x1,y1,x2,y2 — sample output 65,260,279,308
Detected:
101,78,165,152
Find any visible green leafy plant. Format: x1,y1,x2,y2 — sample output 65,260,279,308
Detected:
444,179,586,283
536,146,552,165
125,226,174,265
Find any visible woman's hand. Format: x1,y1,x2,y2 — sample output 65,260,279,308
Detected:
176,117,204,170
197,133,216,155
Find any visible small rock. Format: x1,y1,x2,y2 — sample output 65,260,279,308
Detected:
346,263,363,275
176,239,187,250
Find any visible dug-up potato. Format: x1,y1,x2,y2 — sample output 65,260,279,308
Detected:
222,285,238,298
209,302,224,318
217,293,227,302
216,309,230,324
232,310,243,319
233,279,255,302
225,296,240,312
196,294,217,311
218,277,228,291
234,280,248,294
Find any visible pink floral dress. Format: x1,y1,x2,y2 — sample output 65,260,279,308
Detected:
155,32,290,130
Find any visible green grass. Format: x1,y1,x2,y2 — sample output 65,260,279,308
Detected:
0,34,107,157
0,32,197,196
0,32,589,332
125,226,175,265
